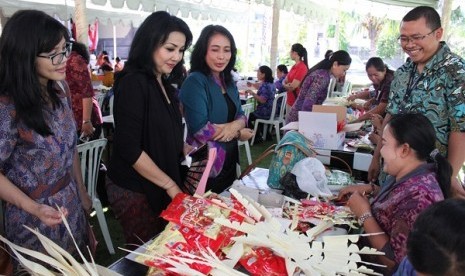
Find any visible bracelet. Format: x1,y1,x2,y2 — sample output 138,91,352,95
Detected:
358,212,373,226
82,120,91,124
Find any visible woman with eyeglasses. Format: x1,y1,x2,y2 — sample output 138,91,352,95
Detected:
0,10,92,270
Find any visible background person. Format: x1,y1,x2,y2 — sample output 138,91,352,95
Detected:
245,65,276,143
348,57,394,123
282,43,308,114
180,25,253,194
0,10,91,269
339,113,451,273
367,6,465,198
66,41,103,141
274,64,288,94
286,50,351,124
114,56,124,72
394,198,465,276
107,11,192,247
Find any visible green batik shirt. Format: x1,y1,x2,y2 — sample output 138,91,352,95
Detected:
387,42,465,156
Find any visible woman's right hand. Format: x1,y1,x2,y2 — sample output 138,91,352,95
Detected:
347,94,357,102
35,204,67,227
371,114,383,131
166,185,182,199
239,128,254,141
338,184,371,201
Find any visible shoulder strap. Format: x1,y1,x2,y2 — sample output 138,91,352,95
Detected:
276,141,315,157
239,144,276,179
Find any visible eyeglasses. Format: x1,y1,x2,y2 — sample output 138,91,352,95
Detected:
37,42,73,65
398,29,437,45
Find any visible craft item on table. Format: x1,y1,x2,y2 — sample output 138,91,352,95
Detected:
282,198,358,232
132,189,385,276
0,207,121,276
346,133,375,151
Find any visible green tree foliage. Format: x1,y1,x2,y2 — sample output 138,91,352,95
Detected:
376,19,401,59
448,6,465,57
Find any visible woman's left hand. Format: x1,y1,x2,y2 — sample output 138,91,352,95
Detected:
346,191,371,218
213,123,239,142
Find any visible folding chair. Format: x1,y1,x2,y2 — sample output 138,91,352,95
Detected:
77,138,115,254
250,93,287,145
238,103,254,165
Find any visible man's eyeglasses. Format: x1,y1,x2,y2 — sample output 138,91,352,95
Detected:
37,42,73,65
398,29,438,45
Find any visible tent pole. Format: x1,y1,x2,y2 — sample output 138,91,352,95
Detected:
74,0,88,45
113,24,117,60
270,0,280,76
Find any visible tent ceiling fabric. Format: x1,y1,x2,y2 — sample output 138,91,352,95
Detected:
91,0,332,21
367,0,438,8
0,0,440,27
90,0,251,23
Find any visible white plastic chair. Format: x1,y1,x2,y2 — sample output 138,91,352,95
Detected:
77,138,115,254
95,92,106,111
238,103,254,165
250,92,287,145
326,77,337,98
331,80,352,98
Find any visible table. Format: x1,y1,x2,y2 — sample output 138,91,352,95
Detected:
108,257,148,275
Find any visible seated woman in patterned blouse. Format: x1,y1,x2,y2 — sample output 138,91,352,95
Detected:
285,50,351,124
347,57,394,123
338,113,451,273
245,65,276,143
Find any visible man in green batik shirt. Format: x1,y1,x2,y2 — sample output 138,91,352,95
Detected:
368,6,465,198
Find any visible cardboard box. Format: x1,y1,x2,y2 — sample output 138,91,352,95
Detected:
298,105,347,150
281,105,363,150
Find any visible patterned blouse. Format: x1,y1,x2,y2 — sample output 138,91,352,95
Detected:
387,42,465,156
66,51,94,131
0,81,89,262
275,75,287,93
371,163,444,264
286,69,331,123
253,82,276,119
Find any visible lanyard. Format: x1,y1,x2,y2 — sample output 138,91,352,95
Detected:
403,64,424,102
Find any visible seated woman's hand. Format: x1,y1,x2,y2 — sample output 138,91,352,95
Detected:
368,131,381,145
347,94,357,102
363,101,372,111
370,114,383,130
346,191,371,218
338,184,371,201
